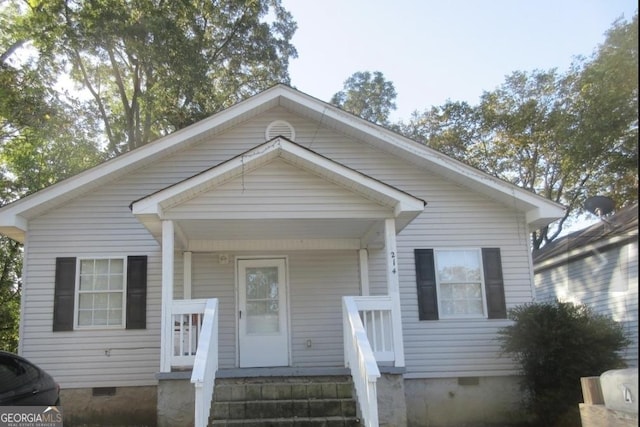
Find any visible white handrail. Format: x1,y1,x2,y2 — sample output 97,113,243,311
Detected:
191,298,219,427
343,296,380,427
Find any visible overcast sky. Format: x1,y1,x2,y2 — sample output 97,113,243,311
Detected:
281,0,637,121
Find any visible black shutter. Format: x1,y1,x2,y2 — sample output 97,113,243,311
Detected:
415,249,439,320
126,255,147,329
53,257,76,331
482,248,507,319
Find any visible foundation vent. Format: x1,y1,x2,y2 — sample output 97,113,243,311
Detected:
266,120,295,141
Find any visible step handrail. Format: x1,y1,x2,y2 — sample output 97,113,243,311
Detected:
343,296,380,427
191,298,219,427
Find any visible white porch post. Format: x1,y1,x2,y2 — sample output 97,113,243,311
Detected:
359,248,370,296
384,218,405,367
183,251,192,299
160,220,175,372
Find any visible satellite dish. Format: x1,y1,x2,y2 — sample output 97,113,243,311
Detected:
585,195,615,218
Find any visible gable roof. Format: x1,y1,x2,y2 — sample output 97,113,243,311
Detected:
0,84,564,243
533,203,638,271
130,137,426,246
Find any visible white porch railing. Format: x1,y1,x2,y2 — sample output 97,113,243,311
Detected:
190,298,219,427
171,299,208,368
343,296,381,427
352,295,401,365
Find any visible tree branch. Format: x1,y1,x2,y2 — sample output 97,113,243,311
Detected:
0,40,27,65
106,43,135,149
71,48,116,150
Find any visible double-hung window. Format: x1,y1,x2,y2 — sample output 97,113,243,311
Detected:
53,256,147,331
76,258,126,328
435,249,486,318
415,248,506,320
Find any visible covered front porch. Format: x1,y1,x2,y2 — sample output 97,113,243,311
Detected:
130,138,425,426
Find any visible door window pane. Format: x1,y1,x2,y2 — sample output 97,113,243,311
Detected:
246,267,280,334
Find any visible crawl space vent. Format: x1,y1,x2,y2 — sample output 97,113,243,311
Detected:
266,120,295,141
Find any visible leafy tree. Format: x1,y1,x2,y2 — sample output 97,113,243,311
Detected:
570,14,638,212
394,100,480,161
14,0,298,154
498,301,629,427
478,69,584,247
331,71,397,125
1,2,104,351
1,0,298,349
398,14,638,249
0,237,21,352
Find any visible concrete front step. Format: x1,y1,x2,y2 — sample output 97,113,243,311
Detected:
212,398,357,419
209,376,361,427
214,376,355,401
211,417,361,426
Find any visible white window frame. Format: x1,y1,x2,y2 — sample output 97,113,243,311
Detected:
74,256,128,330
434,248,488,319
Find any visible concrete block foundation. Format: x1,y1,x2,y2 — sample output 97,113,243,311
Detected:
404,376,528,427
377,372,408,426
59,386,157,426
157,372,195,427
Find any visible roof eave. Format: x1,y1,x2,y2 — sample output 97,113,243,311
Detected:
0,85,564,235
526,205,567,230
278,89,567,227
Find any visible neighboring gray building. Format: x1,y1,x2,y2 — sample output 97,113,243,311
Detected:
534,203,638,367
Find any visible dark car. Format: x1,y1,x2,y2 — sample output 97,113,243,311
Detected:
0,351,60,406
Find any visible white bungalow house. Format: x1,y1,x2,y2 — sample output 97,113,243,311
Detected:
0,85,564,426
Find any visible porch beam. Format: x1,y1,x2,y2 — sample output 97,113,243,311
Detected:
174,222,189,250
361,222,383,249
384,218,405,367
188,238,361,252
160,220,175,372
359,249,370,296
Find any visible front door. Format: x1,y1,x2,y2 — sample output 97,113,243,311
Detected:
238,258,289,367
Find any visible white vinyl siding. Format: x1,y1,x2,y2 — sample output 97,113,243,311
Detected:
20,105,534,387
535,240,638,367
166,159,392,220
185,250,359,369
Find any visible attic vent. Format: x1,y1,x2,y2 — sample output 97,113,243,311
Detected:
266,120,295,141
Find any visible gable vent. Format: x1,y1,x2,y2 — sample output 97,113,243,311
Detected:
266,120,295,141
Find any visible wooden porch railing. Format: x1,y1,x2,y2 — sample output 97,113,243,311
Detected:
352,295,404,365
171,299,208,368
191,298,219,427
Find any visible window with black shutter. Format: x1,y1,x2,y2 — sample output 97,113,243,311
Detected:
53,257,77,331
126,255,147,329
482,248,507,319
53,256,147,331
414,248,507,320
415,249,439,320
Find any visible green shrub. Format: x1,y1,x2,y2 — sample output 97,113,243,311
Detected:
498,300,630,427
